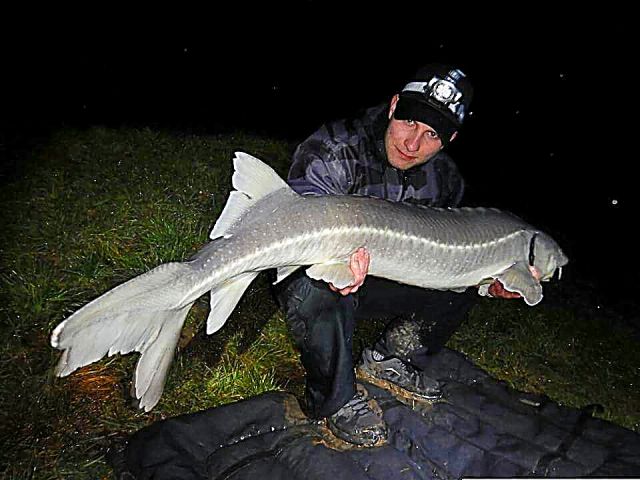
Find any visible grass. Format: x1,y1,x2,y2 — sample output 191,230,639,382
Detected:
449,296,640,429
1,126,638,478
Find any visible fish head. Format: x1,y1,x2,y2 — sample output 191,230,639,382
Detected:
531,233,569,282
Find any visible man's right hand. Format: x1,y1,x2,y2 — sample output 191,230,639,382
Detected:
329,247,370,296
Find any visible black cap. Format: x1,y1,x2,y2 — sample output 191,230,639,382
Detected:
394,64,474,143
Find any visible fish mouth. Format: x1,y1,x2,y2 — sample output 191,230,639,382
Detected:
542,266,564,282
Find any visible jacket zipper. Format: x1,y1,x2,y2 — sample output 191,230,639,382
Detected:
400,171,409,200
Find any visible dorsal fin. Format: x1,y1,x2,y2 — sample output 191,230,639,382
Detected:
210,152,293,240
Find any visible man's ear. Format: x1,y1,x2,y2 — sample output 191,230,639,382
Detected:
388,94,400,119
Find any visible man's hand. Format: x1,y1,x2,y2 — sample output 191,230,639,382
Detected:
329,247,370,296
487,279,521,299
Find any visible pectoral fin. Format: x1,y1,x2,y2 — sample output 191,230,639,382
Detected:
480,262,543,306
306,262,353,289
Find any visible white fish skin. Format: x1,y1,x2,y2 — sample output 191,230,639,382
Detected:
50,152,568,411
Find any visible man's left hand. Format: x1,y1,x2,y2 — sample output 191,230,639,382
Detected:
486,266,542,299
487,279,521,299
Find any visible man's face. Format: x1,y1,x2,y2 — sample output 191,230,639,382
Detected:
384,95,454,170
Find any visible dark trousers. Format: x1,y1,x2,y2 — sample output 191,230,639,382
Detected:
274,270,477,419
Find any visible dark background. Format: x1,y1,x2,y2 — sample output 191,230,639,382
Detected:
2,10,636,313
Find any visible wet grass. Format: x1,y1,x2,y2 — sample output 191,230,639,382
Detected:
0,127,300,478
1,127,638,478
449,293,640,430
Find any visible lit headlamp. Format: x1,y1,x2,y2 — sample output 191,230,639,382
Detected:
430,78,462,105
402,69,467,124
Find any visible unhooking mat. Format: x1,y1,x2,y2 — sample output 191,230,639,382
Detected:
112,348,640,479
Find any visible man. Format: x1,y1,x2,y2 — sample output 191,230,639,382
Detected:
276,64,517,447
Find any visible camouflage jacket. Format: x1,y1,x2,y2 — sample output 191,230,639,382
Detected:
287,103,465,207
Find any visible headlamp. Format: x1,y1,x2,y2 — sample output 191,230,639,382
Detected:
402,69,467,124
430,78,462,105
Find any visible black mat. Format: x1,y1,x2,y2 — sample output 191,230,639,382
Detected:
113,349,640,479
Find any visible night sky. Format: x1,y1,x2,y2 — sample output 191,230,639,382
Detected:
3,11,636,309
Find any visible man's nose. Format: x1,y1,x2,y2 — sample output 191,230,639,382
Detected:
404,131,421,152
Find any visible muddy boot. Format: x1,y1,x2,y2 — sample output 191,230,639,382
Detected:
327,385,387,447
358,348,442,401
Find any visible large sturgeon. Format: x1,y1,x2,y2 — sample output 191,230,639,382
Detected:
51,152,568,411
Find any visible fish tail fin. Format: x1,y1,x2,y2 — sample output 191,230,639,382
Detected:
51,262,197,411
210,151,295,240
51,152,291,410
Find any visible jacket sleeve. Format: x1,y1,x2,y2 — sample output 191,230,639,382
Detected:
287,131,354,196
